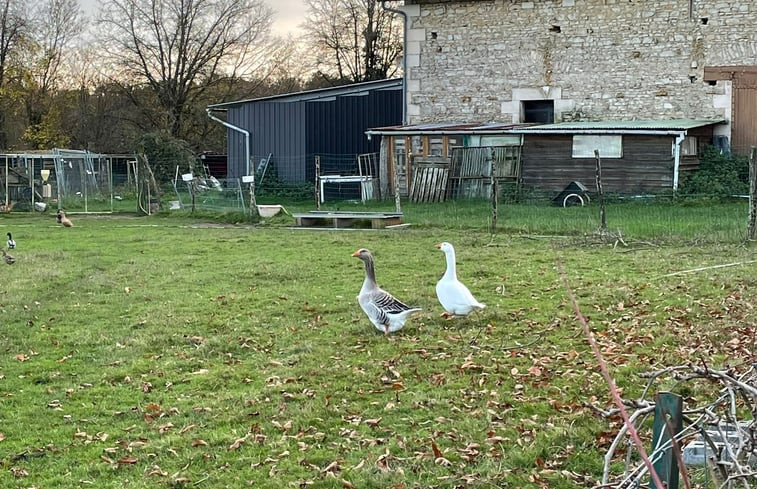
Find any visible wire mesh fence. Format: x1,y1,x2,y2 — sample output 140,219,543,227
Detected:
244,147,755,209
53,149,115,212
0,150,136,213
171,176,247,213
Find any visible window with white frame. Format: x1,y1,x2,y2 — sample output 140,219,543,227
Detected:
572,135,623,158
680,136,697,156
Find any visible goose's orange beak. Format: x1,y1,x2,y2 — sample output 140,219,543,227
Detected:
351,250,361,257
435,243,442,249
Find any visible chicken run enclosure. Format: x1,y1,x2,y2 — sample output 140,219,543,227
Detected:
1,150,136,213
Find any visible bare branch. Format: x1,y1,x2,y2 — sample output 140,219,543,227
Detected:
97,0,273,137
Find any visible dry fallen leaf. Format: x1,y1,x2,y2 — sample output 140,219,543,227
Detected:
228,435,249,450
10,466,29,477
431,440,443,459
148,465,168,477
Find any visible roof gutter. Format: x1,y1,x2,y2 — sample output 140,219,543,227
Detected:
206,108,251,177
379,0,407,125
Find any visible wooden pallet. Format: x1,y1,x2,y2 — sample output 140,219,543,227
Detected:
292,211,403,229
409,160,449,203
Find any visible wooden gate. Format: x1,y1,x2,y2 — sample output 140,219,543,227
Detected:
448,145,522,199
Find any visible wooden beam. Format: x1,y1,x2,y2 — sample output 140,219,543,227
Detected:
704,65,757,81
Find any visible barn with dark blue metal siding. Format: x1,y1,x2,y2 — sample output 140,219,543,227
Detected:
207,79,402,183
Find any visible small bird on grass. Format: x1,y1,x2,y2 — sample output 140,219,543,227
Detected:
58,210,73,227
6,232,15,249
352,248,421,335
2,248,15,264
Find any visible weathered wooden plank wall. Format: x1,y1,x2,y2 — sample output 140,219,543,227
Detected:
521,134,680,193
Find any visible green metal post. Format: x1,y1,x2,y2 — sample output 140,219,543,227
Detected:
651,391,683,489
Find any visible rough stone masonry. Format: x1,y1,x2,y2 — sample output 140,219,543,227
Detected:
402,0,755,128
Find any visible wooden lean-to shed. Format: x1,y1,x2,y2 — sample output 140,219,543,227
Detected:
207,79,403,186
365,122,528,200
511,119,726,194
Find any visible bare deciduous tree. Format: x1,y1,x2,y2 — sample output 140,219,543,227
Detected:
303,0,402,84
20,0,82,148
0,0,29,147
98,0,274,139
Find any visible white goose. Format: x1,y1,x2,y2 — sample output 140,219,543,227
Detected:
352,248,421,334
435,242,486,318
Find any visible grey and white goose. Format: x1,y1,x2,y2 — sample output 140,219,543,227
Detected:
2,248,15,265
6,232,15,249
352,248,421,334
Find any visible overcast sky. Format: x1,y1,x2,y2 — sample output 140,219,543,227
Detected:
270,0,307,37
78,0,308,37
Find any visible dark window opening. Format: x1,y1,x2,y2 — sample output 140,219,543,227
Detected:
522,100,555,124
700,17,708,25
431,31,438,39
549,25,561,33
707,80,717,86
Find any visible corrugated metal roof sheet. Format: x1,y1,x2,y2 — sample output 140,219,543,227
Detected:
366,121,534,135
208,78,402,109
513,119,726,132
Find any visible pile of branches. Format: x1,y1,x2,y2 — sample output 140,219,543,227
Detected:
594,364,756,489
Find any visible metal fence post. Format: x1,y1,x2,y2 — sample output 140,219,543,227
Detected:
651,392,683,489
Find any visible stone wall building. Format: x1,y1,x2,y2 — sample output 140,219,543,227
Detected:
396,0,756,154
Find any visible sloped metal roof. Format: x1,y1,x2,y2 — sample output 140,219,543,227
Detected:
208,78,402,109
366,121,534,135
512,119,726,133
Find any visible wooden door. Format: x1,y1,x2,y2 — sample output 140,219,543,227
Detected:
732,73,757,154
704,66,757,155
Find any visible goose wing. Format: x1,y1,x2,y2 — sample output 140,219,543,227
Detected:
371,287,414,314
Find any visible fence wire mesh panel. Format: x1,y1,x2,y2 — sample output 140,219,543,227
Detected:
172,177,246,213
307,153,378,203
53,149,114,213
1,155,38,212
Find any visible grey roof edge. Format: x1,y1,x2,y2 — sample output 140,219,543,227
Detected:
365,122,534,136
510,118,727,133
208,78,403,109
365,119,727,137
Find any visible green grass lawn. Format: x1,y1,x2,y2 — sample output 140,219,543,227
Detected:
0,202,754,488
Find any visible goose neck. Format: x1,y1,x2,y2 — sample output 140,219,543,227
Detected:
363,256,377,283
443,250,458,279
